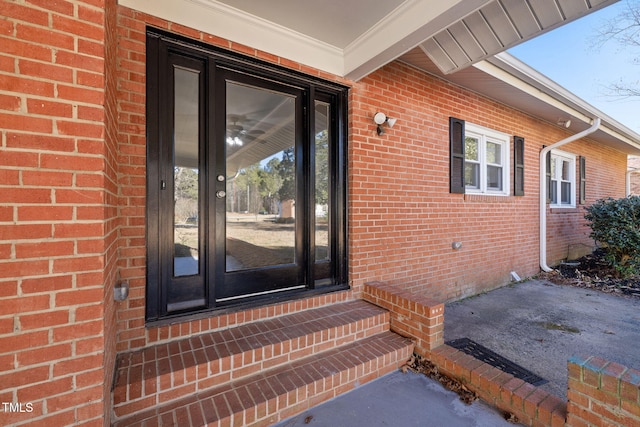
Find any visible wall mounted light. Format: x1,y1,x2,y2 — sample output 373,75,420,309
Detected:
114,281,129,301
373,112,397,135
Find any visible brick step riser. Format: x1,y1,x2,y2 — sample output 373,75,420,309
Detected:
112,301,390,420
113,332,414,427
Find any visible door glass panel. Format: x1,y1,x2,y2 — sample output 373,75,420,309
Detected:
225,82,296,271
315,101,330,261
173,66,200,278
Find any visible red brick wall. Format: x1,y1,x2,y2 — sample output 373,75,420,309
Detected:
350,64,542,301
112,6,630,352
349,62,627,300
103,0,120,424
113,6,148,353
1,2,632,422
0,0,115,425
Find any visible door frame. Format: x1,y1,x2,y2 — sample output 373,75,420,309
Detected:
145,28,349,323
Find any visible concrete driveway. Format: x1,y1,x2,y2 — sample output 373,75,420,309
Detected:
444,279,640,398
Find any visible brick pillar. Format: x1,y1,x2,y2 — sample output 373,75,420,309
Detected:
567,355,640,427
0,1,117,425
363,281,444,355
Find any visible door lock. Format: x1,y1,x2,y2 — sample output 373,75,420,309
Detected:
216,190,226,199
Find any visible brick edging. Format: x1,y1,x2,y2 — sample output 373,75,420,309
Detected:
428,344,566,427
362,280,640,427
363,281,565,426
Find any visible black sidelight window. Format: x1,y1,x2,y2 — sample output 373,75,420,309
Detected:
145,30,348,322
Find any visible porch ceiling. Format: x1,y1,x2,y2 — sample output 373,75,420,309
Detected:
119,0,616,81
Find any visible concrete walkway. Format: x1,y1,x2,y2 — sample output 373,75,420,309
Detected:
274,370,520,427
445,279,640,398
276,279,640,426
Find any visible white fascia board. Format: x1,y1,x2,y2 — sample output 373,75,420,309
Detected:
475,53,640,152
343,0,492,81
489,53,601,119
119,0,344,76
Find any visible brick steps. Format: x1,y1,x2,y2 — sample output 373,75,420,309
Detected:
113,331,412,426
111,300,414,426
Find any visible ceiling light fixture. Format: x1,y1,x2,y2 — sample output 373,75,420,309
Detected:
557,118,571,128
373,112,397,135
226,136,243,146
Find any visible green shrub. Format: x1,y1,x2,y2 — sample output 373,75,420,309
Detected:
584,196,640,277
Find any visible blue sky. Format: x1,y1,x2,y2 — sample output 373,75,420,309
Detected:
509,1,640,133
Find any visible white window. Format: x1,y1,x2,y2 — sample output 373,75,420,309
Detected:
549,150,576,208
464,123,510,195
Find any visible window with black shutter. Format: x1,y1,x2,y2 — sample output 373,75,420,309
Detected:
548,150,577,207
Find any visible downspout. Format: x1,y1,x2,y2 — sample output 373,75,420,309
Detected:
540,117,601,272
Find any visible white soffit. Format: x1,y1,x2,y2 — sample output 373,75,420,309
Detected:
422,0,613,75
342,0,491,80
119,0,617,81
118,0,491,79
118,0,346,75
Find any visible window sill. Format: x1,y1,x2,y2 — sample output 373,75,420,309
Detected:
464,193,514,203
549,205,579,213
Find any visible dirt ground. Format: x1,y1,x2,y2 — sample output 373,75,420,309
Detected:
540,248,640,298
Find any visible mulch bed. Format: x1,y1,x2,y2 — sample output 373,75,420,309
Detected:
403,354,520,423
403,353,478,404
539,249,640,298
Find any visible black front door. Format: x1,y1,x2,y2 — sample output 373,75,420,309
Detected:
146,30,348,321
213,73,306,302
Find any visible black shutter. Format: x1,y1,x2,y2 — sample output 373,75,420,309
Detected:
514,136,525,196
579,156,586,204
449,117,465,194
545,151,552,203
